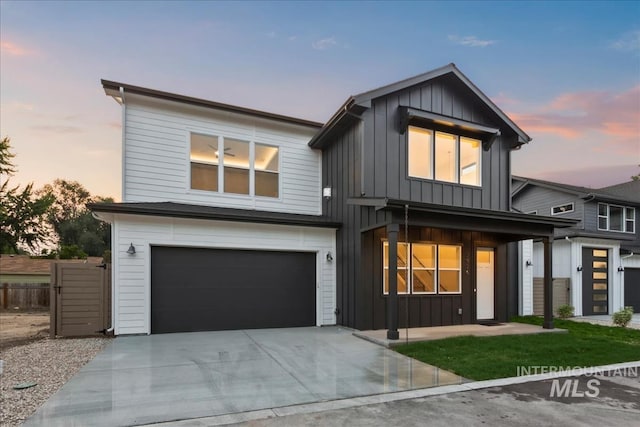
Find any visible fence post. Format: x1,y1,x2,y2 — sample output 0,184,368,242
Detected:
2,283,7,310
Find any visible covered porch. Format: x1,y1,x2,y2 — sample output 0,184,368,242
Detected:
354,322,567,348
354,198,576,340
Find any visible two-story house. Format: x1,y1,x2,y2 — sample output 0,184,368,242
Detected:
512,177,640,316
91,64,574,338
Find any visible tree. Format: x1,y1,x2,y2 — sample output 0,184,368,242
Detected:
37,179,112,257
0,136,54,253
632,165,639,181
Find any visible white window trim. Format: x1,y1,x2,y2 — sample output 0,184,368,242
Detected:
527,210,538,215
551,202,574,215
437,244,462,294
382,241,462,295
597,203,635,233
407,126,482,187
411,243,437,295
189,132,281,199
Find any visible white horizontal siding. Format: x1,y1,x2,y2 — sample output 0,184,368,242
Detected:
112,214,336,335
122,96,321,215
520,240,534,315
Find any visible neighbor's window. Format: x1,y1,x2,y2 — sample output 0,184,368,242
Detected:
383,242,461,295
408,126,481,186
190,133,279,198
551,203,574,215
598,203,635,233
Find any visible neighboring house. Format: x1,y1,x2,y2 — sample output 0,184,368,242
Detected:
512,177,640,315
91,64,574,337
0,255,103,309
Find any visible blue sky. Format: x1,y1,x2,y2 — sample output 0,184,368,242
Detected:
1,1,639,199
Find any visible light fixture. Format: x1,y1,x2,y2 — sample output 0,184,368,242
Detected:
525,260,532,267
326,251,333,262
323,187,332,200
577,265,582,272
618,266,625,272
126,243,136,255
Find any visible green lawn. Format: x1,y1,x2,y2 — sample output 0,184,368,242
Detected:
394,316,640,381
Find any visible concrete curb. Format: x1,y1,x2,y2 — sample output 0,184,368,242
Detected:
147,360,640,426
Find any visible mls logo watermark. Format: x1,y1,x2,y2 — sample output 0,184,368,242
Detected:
550,378,600,398
516,365,637,399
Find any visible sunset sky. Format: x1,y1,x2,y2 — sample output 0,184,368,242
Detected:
1,1,639,201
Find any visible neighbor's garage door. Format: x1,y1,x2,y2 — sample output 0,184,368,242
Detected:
625,268,640,313
151,247,316,333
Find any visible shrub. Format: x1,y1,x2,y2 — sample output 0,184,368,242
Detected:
612,306,634,328
58,244,87,259
556,304,574,319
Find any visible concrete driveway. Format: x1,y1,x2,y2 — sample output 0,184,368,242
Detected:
24,327,462,426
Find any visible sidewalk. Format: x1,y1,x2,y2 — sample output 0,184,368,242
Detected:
145,361,640,426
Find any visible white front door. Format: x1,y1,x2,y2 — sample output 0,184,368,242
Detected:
476,248,495,320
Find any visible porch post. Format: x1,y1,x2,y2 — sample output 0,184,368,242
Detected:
543,235,554,329
387,223,400,340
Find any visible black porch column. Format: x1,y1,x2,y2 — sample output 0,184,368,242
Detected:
387,223,400,340
543,235,554,329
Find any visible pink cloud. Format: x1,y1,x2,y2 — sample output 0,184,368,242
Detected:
508,86,640,154
1,41,33,56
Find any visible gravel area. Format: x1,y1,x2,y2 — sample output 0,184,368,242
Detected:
0,337,112,426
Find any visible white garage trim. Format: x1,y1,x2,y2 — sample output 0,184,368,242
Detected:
108,213,336,335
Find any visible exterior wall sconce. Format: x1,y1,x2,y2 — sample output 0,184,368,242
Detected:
525,260,532,267
126,243,136,255
323,187,332,200
326,251,333,262
618,266,625,272
577,265,583,272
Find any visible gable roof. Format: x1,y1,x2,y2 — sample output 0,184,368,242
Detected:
101,80,323,129
512,176,640,206
309,63,531,148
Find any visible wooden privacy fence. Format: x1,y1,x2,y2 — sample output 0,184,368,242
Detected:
1,283,50,310
50,262,111,337
533,277,570,316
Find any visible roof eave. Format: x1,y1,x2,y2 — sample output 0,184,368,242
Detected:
88,202,341,229
100,79,323,129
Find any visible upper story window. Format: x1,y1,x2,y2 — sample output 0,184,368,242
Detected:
407,126,481,186
190,133,279,198
551,203,574,215
598,203,635,233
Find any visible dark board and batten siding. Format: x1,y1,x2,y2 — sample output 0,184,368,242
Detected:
362,75,513,212
322,74,522,330
360,227,512,330
322,121,363,328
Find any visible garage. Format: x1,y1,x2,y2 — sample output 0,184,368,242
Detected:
625,268,640,313
151,246,316,333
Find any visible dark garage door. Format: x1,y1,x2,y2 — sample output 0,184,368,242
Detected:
625,268,640,313
151,247,316,333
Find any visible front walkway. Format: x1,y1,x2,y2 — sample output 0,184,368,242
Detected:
354,322,566,347
24,327,463,427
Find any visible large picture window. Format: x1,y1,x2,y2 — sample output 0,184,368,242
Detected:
190,133,279,198
408,126,481,186
383,242,461,295
598,203,635,233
